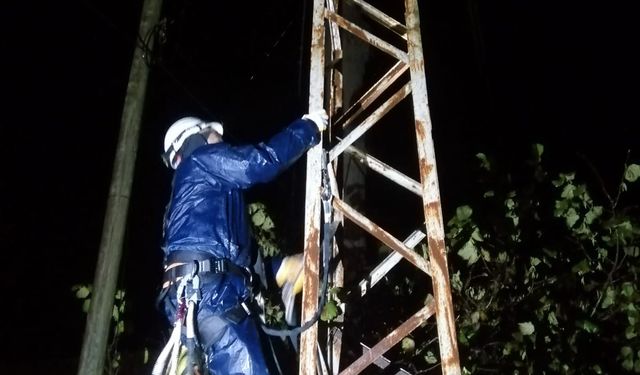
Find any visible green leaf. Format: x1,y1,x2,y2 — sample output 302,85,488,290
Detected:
532,144,544,162
622,358,633,372
424,351,438,364
82,299,91,313
622,282,635,298
578,320,599,333
114,289,125,300
458,240,479,265
518,322,535,336
471,227,483,242
251,211,266,227
456,205,473,222
621,346,635,371
476,153,491,171
262,216,275,230
585,206,603,225
74,285,91,299
481,249,491,261
625,325,637,339
401,337,415,353
565,208,580,228
548,311,558,326
561,184,576,199
471,311,480,324
571,259,590,275
624,164,640,182
483,190,495,198
601,287,616,309
554,199,569,217
505,198,515,210
530,257,541,267
321,300,339,322
451,271,462,292
116,320,125,335
112,305,119,321
624,246,639,257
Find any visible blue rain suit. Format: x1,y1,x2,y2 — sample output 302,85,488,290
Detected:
162,118,319,375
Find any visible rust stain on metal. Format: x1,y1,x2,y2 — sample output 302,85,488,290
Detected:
333,198,431,275
339,304,435,375
409,58,425,74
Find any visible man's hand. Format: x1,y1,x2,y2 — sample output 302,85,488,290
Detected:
275,253,304,295
302,109,328,132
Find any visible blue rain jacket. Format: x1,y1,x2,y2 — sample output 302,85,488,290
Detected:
161,118,319,374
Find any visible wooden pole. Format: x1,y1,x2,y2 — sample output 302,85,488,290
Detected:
77,0,162,373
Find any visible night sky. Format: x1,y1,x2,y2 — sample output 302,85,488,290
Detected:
2,0,638,373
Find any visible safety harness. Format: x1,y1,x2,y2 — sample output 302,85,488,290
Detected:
152,253,254,375
153,152,337,375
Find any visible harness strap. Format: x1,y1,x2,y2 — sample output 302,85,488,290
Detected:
162,255,251,287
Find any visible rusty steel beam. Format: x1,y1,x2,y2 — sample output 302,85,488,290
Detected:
350,0,407,39
405,0,461,373
333,197,431,275
329,83,411,162
325,10,408,63
344,145,422,197
359,343,412,374
329,241,345,375
339,302,436,375
327,0,343,132
358,229,426,296
300,0,326,373
335,61,408,130
330,327,343,375
327,0,342,51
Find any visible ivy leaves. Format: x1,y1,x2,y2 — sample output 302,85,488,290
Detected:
248,202,281,257
446,146,640,374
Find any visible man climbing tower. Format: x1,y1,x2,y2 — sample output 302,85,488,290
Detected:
155,110,327,375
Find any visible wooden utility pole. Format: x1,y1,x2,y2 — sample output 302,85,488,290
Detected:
77,0,162,373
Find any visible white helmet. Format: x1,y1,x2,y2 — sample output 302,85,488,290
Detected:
162,116,224,169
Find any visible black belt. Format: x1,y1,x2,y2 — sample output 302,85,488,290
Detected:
162,251,250,286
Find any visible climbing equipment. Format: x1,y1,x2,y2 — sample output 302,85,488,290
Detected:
153,253,254,375
152,269,204,375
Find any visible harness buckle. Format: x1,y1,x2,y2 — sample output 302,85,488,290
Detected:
190,260,200,278
211,259,227,273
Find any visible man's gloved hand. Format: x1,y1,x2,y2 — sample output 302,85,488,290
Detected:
302,109,328,132
275,253,304,295
275,253,304,325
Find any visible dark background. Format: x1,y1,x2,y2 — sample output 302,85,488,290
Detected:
1,0,638,372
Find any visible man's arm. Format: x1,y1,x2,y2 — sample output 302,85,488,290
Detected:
192,117,322,189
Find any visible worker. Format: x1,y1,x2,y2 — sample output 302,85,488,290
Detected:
157,109,328,375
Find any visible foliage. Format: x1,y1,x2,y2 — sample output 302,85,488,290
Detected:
321,287,344,322
72,285,130,375
249,202,282,257
248,201,341,324
439,146,640,374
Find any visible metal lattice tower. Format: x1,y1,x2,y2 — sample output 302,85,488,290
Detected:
300,0,461,374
